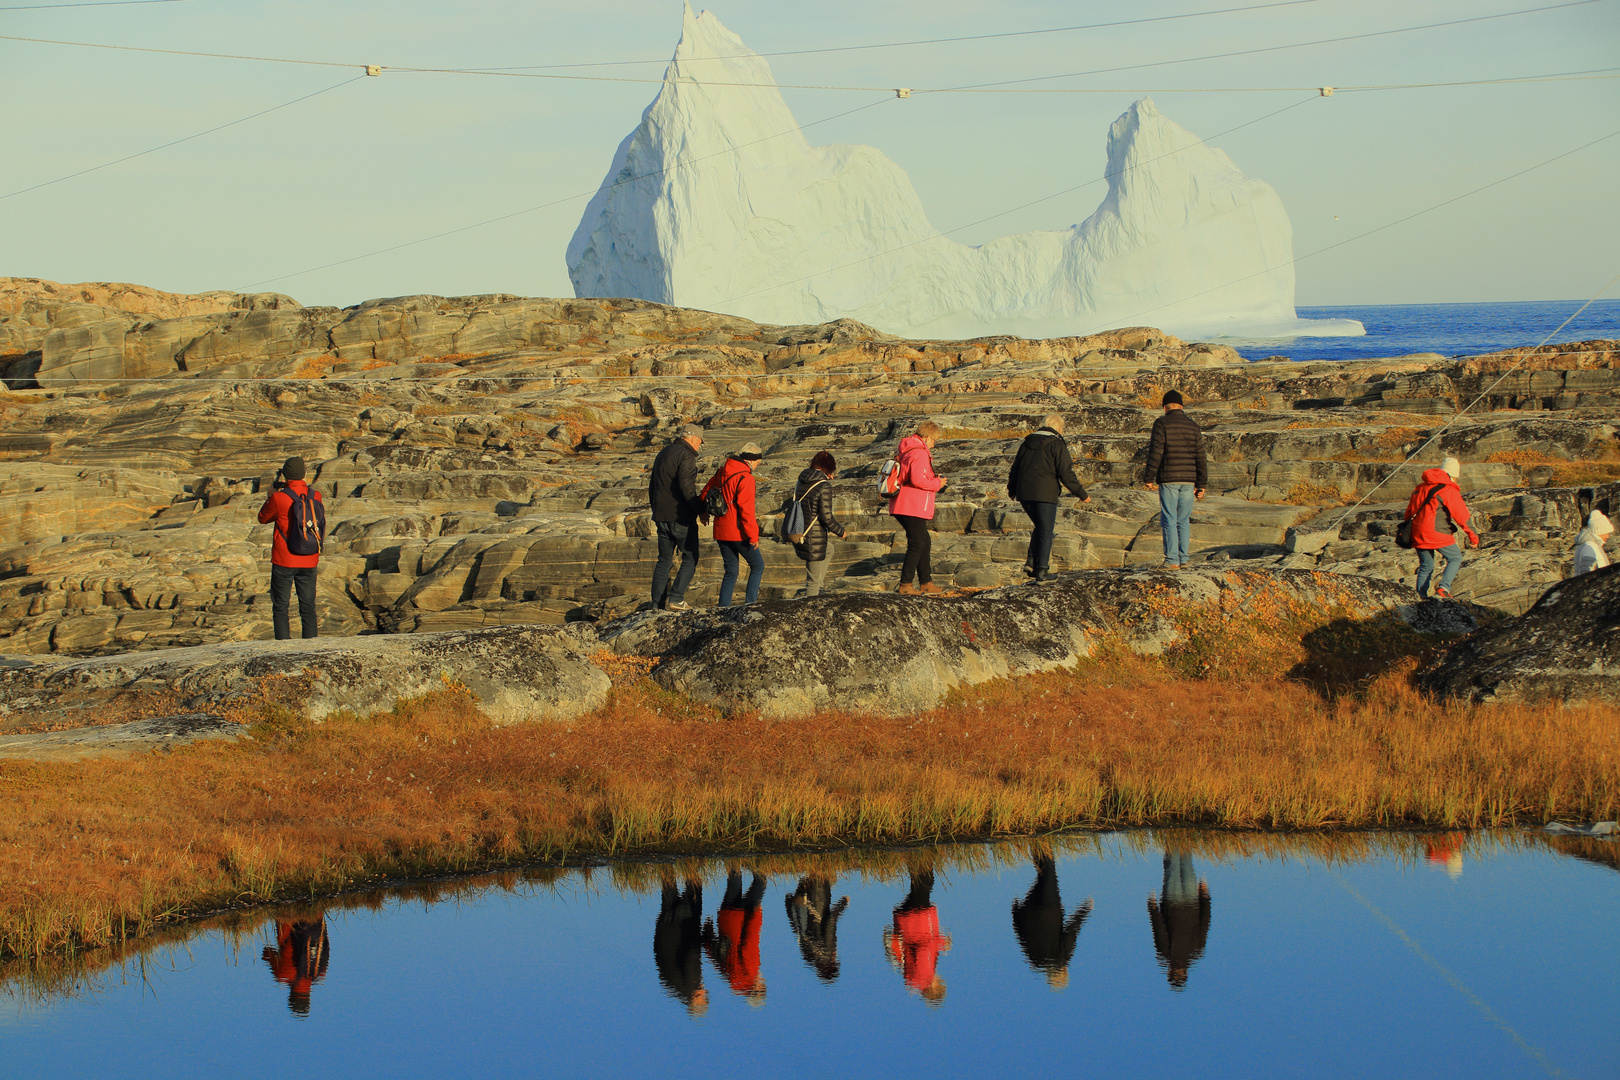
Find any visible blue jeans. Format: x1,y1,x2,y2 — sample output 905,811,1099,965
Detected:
651,520,700,607
718,539,764,606
1416,544,1463,596
1158,483,1195,565
1020,500,1058,577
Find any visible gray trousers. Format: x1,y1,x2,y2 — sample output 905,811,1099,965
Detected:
801,557,831,597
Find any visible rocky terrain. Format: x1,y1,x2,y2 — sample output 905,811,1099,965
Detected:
1,276,1617,660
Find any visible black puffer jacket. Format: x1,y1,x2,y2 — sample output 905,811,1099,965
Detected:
1008,428,1088,503
789,468,845,562
649,437,701,524
1143,409,1208,488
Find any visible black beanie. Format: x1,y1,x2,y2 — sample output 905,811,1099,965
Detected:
281,456,306,481
1162,390,1184,407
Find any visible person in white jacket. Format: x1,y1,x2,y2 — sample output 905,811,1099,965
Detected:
1572,509,1613,576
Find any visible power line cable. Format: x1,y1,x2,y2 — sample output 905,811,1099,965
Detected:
0,75,365,202
0,0,193,8
233,95,897,292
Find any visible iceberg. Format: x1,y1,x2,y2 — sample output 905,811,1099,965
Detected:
568,3,1363,341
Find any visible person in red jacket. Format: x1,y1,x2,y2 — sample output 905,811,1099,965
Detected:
257,455,325,639
884,868,952,1005
702,870,766,1003
1402,456,1480,599
261,916,330,1016
700,444,764,607
888,421,948,595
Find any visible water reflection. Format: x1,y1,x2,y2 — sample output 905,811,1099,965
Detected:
1425,833,1466,878
884,869,952,1006
654,876,708,1016
1147,851,1211,990
785,875,849,983
1011,855,1092,989
703,871,767,1005
261,918,330,1017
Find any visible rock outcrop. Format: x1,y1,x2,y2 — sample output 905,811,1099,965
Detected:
1419,566,1620,705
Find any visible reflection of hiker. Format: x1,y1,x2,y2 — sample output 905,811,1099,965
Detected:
649,424,705,612
701,445,765,607
261,917,330,1016
1573,510,1613,576
654,877,708,1016
1007,414,1090,582
889,421,948,595
703,870,767,1003
789,452,847,598
1424,834,1466,879
884,869,952,1005
785,875,850,982
1011,855,1093,988
257,455,325,640
1147,851,1211,991
1403,456,1480,599
1142,391,1207,569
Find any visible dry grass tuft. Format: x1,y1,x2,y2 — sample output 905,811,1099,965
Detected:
1485,449,1620,486
1283,482,1353,505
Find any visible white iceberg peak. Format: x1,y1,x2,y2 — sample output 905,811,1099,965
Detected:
568,7,1362,340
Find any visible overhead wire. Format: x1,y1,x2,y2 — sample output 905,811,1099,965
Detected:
0,75,365,202
0,0,193,8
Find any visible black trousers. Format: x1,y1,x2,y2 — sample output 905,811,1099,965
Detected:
895,514,932,585
271,564,319,640
1021,500,1058,576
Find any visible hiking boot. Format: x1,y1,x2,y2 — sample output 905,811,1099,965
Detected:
919,582,944,595
665,600,693,612
1433,586,1451,600
897,583,920,595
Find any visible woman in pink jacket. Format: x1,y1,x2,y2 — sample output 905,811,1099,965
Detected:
889,420,948,595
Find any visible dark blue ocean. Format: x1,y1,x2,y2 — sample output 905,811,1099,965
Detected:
1225,299,1620,362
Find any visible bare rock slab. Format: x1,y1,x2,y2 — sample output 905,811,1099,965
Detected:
599,568,1448,719
1420,565,1620,705
0,713,240,762
0,625,609,727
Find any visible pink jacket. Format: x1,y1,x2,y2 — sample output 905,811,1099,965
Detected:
888,435,945,519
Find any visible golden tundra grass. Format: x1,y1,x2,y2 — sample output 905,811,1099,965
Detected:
2,640,1614,965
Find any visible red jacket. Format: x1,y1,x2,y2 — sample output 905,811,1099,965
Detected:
707,906,764,996
701,459,759,544
888,435,945,520
888,906,951,994
258,480,323,568
1403,469,1477,550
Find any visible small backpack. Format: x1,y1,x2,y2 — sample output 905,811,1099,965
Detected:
284,487,325,556
702,471,732,519
1396,485,1442,550
877,456,902,496
780,479,826,544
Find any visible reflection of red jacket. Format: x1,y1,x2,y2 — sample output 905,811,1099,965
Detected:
708,906,764,995
888,906,951,992
1404,469,1477,550
257,480,323,568
701,460,759,544
888,436,945,520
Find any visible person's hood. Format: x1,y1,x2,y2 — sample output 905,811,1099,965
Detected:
719,457,751,478
1419,468,1457,487
1574,526,1609,549
795,467,828,491
1031,427,1060,438
898,434,928,455
282,478,309,493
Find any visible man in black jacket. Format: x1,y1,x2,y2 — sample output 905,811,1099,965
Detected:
1008,414,1089,581
1142,391,1207,568
649,424,704,610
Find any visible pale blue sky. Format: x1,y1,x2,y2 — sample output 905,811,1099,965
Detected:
3,0,1617,310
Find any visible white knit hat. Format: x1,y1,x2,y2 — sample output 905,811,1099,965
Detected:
1441,456,1461,480
1590,509,1614,536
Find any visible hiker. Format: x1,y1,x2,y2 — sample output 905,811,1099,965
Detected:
1142,390,1207,568
785,875,850,982
257,455,325,640
649,423,705,611
1007,414,1090,582
701,443,765,606
654,876,708,1016
1402,456,1479,599
1011,854,1093,989
1147,850,1211,991
885,868,951,1005
1573,509,1613,576
702,870,767,1002
261,917,330,1016
788,451,847,597
889,420,948,595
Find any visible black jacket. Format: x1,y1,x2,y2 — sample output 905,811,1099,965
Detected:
789,467,845,562
649,438,701,524
1008,428,1087,504
1143,409,1208,488
1011,857,1091,976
